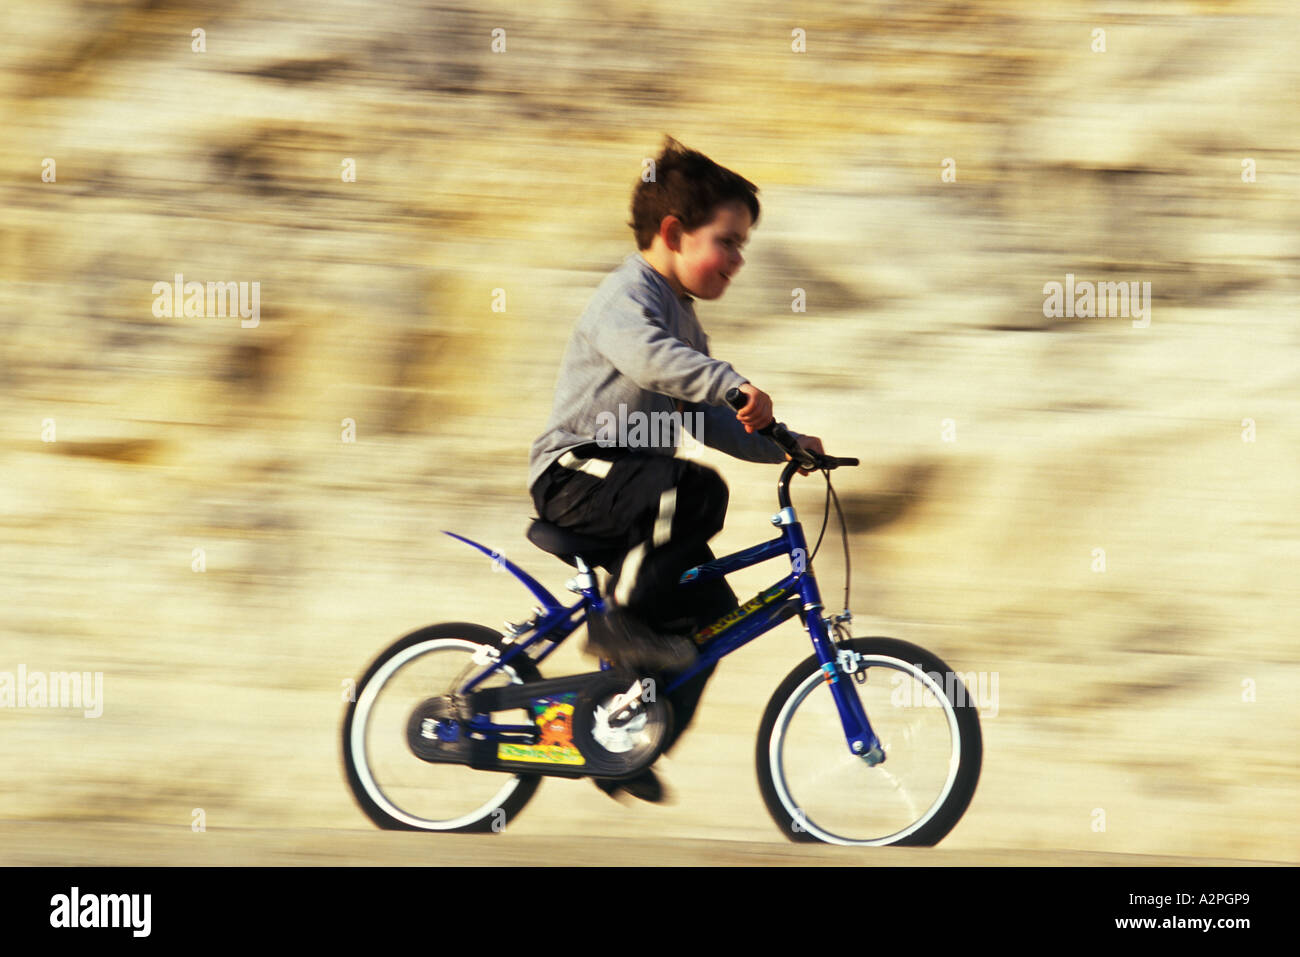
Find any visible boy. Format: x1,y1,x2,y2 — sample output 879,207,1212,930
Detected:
527,137,823,801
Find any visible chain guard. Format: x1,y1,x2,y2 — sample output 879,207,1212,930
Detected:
406,671,672,779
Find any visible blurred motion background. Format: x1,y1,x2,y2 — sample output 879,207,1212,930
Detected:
1,0,1296,863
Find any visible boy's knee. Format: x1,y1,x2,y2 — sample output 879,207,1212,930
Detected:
673,463,728,529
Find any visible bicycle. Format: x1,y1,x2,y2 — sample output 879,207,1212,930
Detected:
342,389,982,845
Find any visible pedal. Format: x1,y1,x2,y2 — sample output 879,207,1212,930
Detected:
606,678,650,728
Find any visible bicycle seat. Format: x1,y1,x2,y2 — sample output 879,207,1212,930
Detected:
526,519,625,570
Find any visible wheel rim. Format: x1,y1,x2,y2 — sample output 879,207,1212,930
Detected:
769,655,964,845
350,638,526,830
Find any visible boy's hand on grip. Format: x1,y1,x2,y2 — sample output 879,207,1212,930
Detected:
788,435,825,475
735,382,774,434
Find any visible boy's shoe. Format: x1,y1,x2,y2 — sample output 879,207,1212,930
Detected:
585,603,697,673
593,768,665,803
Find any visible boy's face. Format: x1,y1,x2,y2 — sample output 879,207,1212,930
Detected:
672,200,752,301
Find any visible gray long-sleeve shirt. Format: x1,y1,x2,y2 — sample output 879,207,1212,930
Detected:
527,252,790,491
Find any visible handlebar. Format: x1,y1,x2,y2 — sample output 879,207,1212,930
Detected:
724,387,859,471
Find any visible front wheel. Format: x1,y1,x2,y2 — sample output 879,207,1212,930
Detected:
756,637,982,846
343,622,543,832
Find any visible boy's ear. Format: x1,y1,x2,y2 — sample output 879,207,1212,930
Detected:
658,214,684,252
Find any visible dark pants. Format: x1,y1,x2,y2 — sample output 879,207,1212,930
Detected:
531,444,738,753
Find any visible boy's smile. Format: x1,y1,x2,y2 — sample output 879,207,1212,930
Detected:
645,200,752,301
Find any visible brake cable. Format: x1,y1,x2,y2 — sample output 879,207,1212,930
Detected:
806,470,831,563
805,465,853,641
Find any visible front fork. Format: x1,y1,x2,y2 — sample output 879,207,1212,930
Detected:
781,505,884,765
813,611,885,766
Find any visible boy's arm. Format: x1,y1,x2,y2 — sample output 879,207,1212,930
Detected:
588,286,747,405
687,399,801,464
588,284,802,462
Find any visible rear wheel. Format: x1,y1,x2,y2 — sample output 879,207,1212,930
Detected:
343,622,542,832
756,637,982,846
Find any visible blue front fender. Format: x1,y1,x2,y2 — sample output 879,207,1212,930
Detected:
441,531,565,613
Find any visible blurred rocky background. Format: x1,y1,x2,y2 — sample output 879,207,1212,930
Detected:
0,0,1296,861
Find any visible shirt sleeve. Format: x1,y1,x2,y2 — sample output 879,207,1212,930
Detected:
686,400,804,463
587,283,748,405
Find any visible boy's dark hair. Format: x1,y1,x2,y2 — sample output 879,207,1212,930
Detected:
629,136,760,250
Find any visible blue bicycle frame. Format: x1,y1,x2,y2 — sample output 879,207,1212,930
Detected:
441,460,882,759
